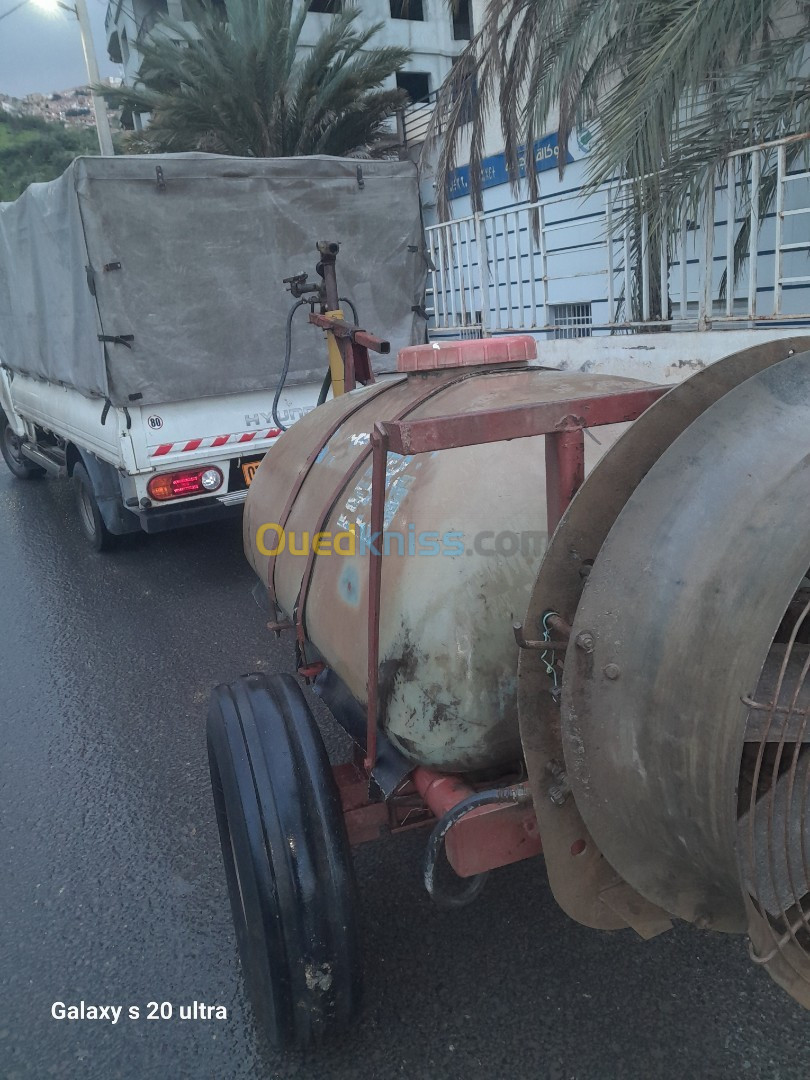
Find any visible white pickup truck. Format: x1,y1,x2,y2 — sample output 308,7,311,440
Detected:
0,366,318,548
0,154,426,549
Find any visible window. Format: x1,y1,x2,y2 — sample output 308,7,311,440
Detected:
551,302,593,339
108,33,123,65
390,0,424,21
449,57,476,123
452,0,471,39
309,0,342,11
396,71,430,104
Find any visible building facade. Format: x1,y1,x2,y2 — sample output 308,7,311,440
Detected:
407,2,810,352
104,0,470,130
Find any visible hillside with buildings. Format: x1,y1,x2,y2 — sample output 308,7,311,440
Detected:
0,82,121,135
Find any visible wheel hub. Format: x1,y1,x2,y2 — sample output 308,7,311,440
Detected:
3,424,25,467
77,482,97,536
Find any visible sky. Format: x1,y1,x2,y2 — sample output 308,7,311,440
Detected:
0,0,120,98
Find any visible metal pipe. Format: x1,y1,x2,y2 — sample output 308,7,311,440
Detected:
491,216,502,330
726,162,735,317
464,218,475,326
748,153,760,318
623,206,632,323
659,214,668,322
473,211,490,335
679,211,688,321
503,212,514,328
455,220,468,326
436,224,448,329
413,766,477,815
307,312,390,354
605,191,615,323
365,426,388,772
545,428,585,536
414,771,531,908
73,0,115,156
514,214,525,327
726,131,810,157
538,202,549,327
774,143,786,316
700,179,716,330
446,224,458,327
641,211,651,321
317,240,340,312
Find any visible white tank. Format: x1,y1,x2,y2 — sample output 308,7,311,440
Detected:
245,355,649,773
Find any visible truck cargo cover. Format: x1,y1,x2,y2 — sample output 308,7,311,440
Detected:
0,154,427,407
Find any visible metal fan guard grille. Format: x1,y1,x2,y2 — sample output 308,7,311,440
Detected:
740,590,810,993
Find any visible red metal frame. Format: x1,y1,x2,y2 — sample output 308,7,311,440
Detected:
335,762,434,845
307,311,387,391
333,384,668,874
319,383,667,873
335,761,543,877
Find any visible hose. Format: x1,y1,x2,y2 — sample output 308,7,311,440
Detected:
339,296,359,325
273,298,307,432
422,784,532,909
317,368,332,406
276,296,359,427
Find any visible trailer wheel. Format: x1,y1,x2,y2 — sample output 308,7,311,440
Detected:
0,418,43,479
72,462,116,552
207,672,362,1049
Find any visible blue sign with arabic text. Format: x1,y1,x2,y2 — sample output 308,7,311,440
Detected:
447,133,575,200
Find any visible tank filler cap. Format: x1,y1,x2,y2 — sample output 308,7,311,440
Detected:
397,334,537,373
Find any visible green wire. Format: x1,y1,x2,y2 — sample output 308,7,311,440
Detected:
541,610,559,687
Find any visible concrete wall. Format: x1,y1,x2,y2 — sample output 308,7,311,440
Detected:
533,327,810,384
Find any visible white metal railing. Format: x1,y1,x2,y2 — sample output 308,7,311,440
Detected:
400,90,450,148
401,98,436,147
425,132,810,336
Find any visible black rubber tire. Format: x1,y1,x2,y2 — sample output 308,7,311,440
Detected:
72,462,116,552
0,416,44,479
207,672,362,1049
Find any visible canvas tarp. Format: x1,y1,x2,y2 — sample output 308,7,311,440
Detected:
0,154,427,407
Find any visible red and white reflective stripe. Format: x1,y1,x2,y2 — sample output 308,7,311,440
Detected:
151,428,281,458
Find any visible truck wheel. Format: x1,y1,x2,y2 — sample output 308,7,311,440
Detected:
207,672,362,1049
72,462,116,552
0,418,43,479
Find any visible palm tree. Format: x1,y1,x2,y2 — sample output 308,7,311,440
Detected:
434,0,810,317
103,0,411,157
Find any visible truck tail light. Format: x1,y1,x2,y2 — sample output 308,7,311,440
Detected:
147,466,224,502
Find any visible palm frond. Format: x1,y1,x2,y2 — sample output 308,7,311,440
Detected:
433,0,810,229
100,0,409,158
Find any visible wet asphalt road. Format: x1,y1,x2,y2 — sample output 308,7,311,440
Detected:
1,466,809,1080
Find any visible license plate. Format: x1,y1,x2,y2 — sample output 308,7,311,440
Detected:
242,460,261,486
